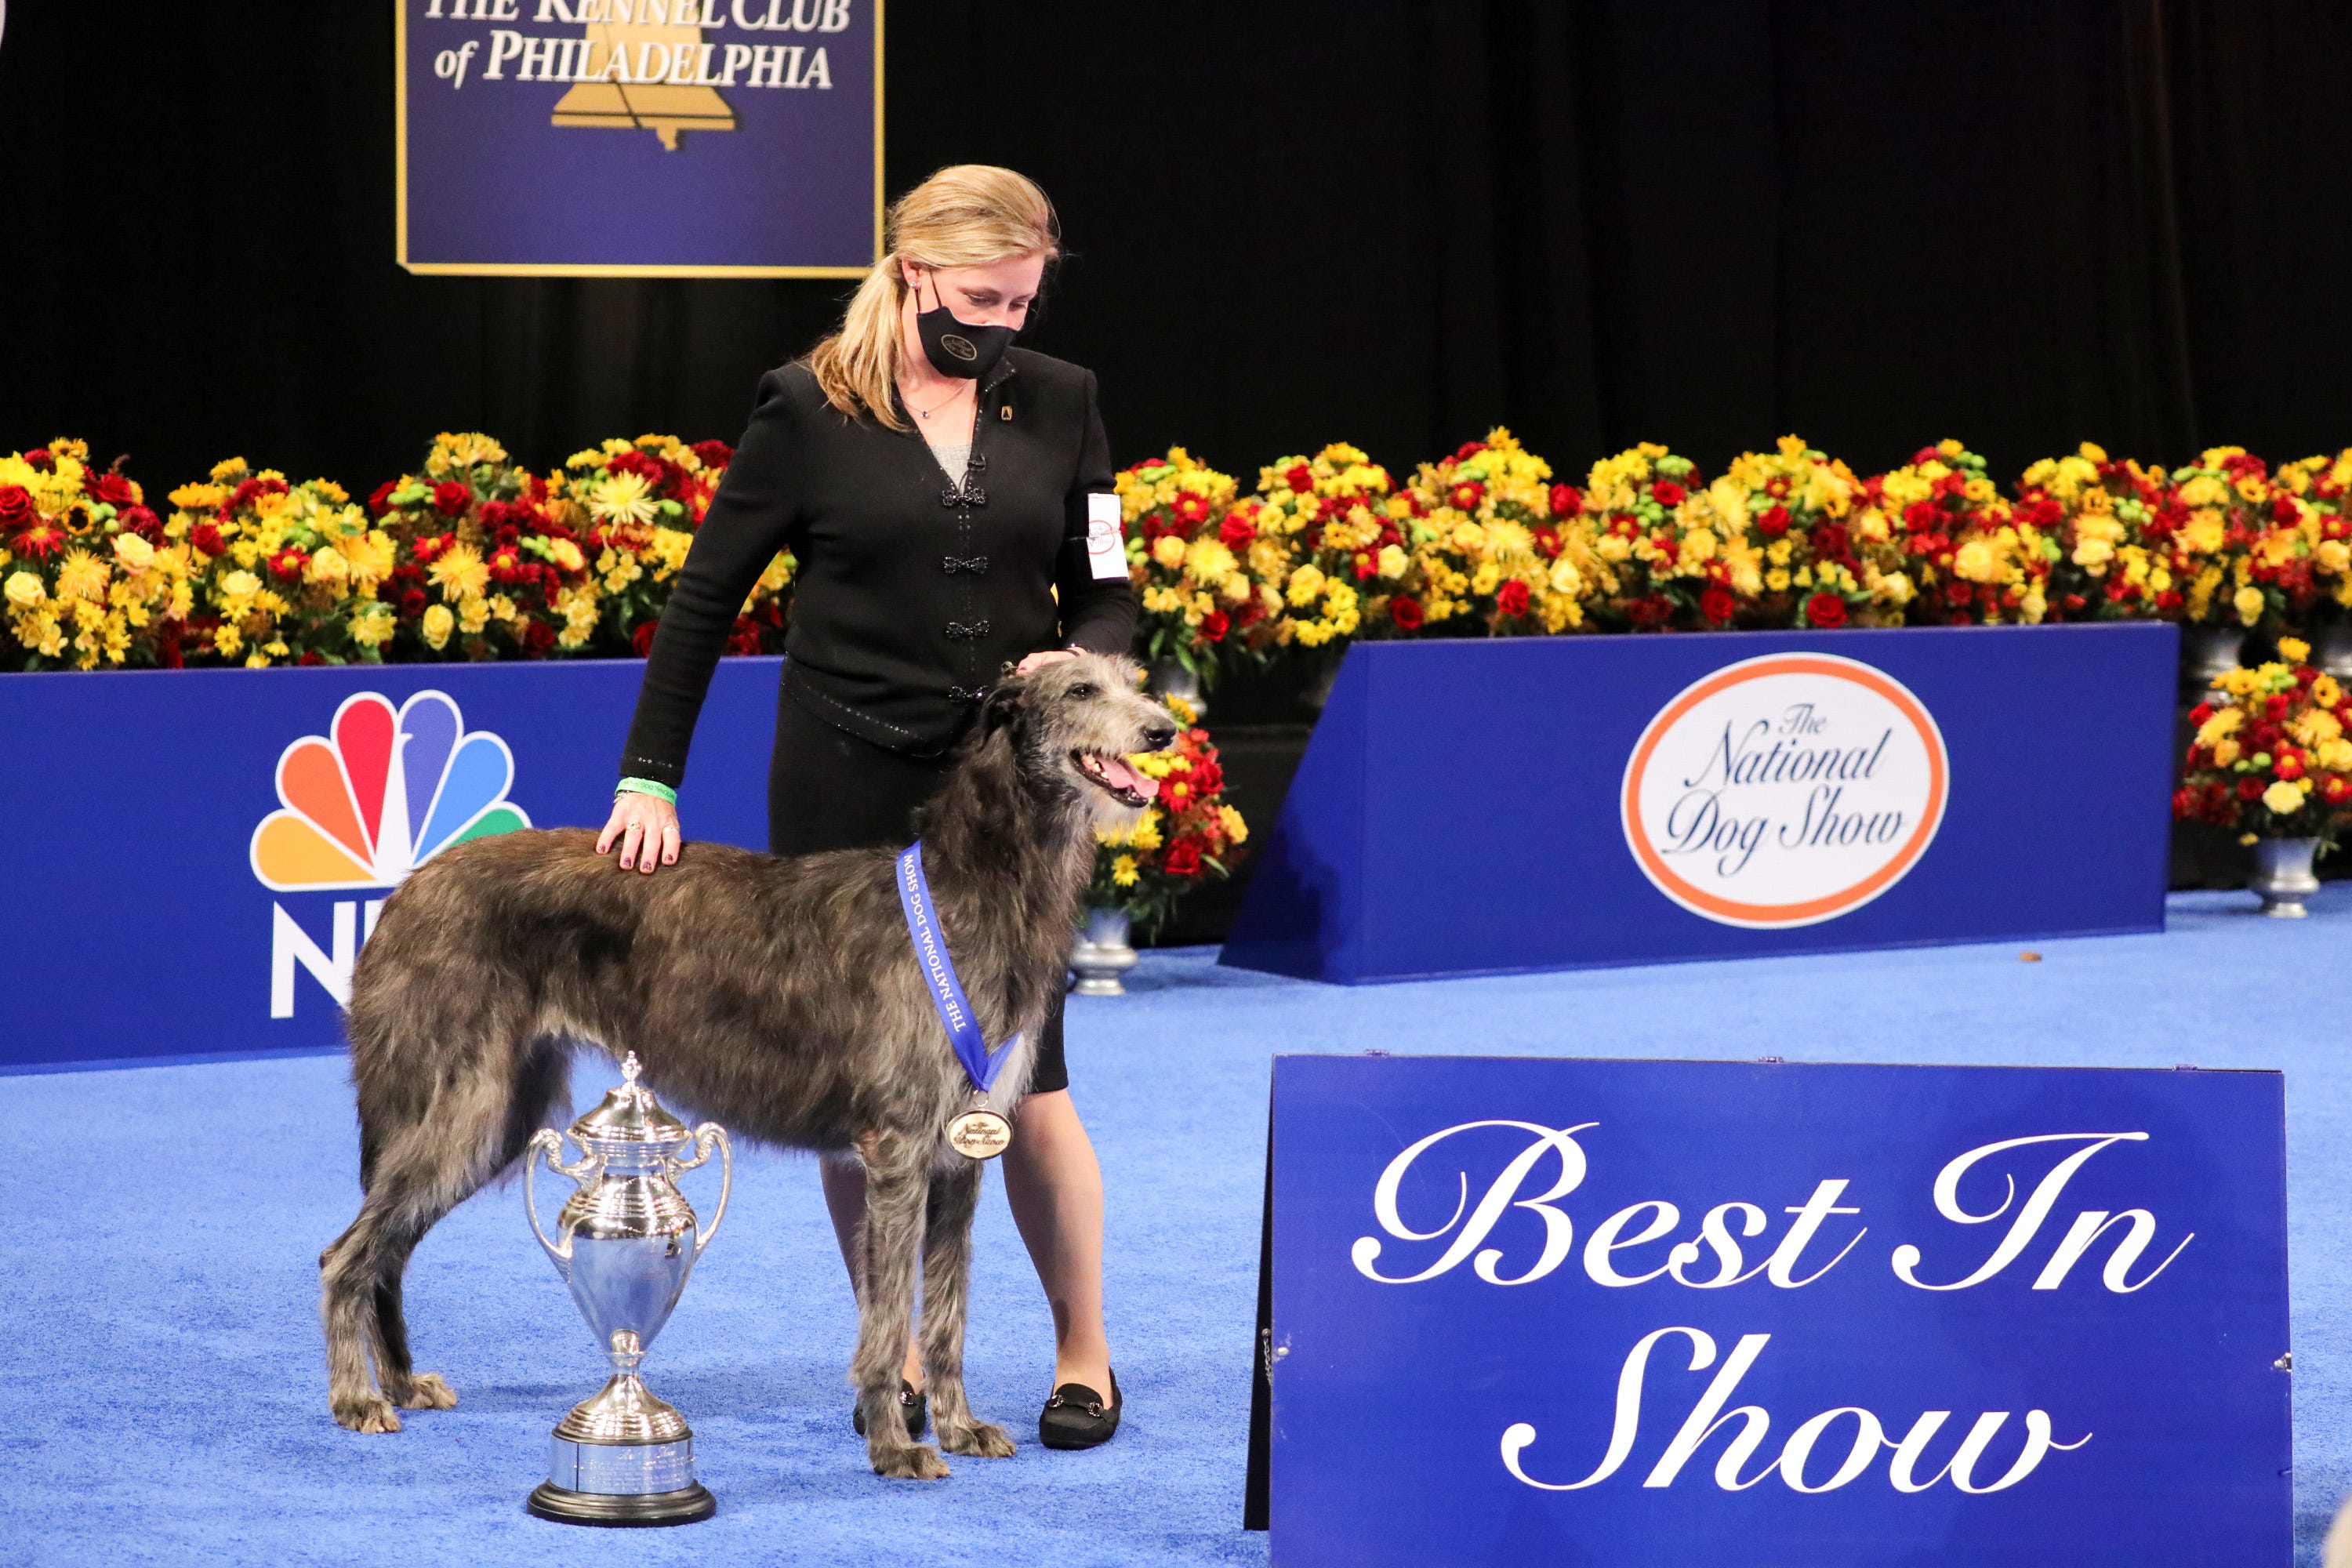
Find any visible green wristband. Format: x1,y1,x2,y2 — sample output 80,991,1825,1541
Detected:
615,776,677,805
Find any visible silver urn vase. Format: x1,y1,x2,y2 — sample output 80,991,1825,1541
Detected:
1069,906,1141,996
2314,624,2352,680
1145,656,1208,720
2182,625,2247,696
2249,837,2322,919
524,1052,731,1526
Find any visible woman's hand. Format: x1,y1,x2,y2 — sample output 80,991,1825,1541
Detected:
597,790,681,874
1014,648,1080,676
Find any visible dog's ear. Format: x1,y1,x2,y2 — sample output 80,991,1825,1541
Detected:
982,681,1026,733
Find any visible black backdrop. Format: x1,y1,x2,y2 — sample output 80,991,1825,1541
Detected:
6,2,2350,494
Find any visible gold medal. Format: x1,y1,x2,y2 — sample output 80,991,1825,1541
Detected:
946,1106,1013,1160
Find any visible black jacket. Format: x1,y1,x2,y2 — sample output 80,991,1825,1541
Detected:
619,347,1138,788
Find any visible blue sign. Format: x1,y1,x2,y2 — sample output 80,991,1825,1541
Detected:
1221,623,2180,983
1267,1054,2289,1566
5,659,783,1069
397,0,880,276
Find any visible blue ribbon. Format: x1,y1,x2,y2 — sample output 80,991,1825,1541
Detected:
895,841,1013,1091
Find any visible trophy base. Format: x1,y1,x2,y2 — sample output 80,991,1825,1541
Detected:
527,1480,715,1527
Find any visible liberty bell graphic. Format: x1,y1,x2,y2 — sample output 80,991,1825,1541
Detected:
551,11,735,151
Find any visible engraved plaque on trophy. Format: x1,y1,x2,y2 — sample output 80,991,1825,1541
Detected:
524,1053,730,1526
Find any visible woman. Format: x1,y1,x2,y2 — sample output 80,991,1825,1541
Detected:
595,165,1132,1450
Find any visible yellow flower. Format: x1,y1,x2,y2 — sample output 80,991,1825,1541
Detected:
2211,738,2241,767
54,549,109,601
3,570,43,608
2194,707,2243,746
1286,564,1327,606
2234,586,2266,626
587,469,658,526
219,568,262,601
550,538,586,572
2262,779,2306,815
306,545,350,586
349,601,396,648
2315,674,2344,707
2321,738,2352,771
430,543,490,600
2278,637,2311,663
1218,804,1248,844
1152,534,1188,569
1110,854,1139,888
421,602,455,650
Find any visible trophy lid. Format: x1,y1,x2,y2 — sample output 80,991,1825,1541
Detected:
570,1053,691,1145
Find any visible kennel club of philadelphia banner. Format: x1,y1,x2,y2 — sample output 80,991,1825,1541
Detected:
397,0,882,275
1265,1054,2290,1566
1221,622,2179,982
4,659,784,1069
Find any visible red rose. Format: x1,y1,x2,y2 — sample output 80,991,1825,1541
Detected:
632,622,657,658
2265,694,2290,720
1652,481,1686,508
1700,585,1736,624
691,439,734,471
1944,581,1973,607
119,504,162,540
399,588,427,616
368,480,398,516
1757,505,1791,538
610,450,666,485
523,619,557,653
1805,592,1848,629
1495,579,1530,617
1913,447,1942,467
1450,481,1485,512
2189,702,2216,726
0,485,31,526
2172,787,2197,820
1285,464,1313,493
1549,484,1582,517
191,521,226,556
1389,595,1425,631
1162,838,1205,878
89,472,136,508
1202,609,1230,641
432,481,471,517
2238,777,2265,801
1220,512,1255,549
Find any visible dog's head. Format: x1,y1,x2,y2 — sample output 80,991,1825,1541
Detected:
981,652,1179,831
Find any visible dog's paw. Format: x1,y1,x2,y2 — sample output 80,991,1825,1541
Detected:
397,1373,458,1410
332,1392,403,1434
870,1443,952,1481
938,1420,1015,1459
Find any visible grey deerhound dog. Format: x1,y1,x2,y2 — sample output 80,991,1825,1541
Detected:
318,652,1174,1479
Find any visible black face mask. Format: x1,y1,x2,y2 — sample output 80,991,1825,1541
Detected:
913,270,1018,380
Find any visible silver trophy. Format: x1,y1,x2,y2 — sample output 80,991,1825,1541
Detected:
524,1052,731,1526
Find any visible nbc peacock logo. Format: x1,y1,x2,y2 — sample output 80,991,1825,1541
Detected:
252,690,531,891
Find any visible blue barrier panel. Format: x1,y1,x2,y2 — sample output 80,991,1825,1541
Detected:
1221,623,2179,983
5,659,782,1069
1267,1053,2289,1567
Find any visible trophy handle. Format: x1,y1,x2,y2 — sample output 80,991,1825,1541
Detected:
672,1123,733,1258
525,1127,598,1265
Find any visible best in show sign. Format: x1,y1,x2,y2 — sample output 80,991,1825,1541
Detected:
1265,1054,2290,1566
397,0,882,276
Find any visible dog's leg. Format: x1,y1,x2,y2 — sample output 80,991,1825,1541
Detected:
853,1128,951,1479
920,1156,1013,1458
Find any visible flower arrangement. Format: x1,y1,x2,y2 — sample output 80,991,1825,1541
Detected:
544,435,770,655
163,459,397,667
2175,637,2352,850
0,439,180,670
1250,444,1392,648
2006,443,2165,621
1087,693,1249,938
1578,442,1728,631
2158,448,2274,630
1399,429,1581,636
1875,441,2049,626
1116,448,1261,681
2267,450,2350,632
1705,436,1901,631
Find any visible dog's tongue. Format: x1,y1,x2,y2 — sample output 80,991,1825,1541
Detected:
1099,754,1156,800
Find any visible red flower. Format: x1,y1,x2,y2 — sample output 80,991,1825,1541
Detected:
2265,694,2290,720
1285,464,1313,493
432,481,471,517
1201,609,1230,641
1757,505,1791,538
2326,777,2351,804
399,588,427,617
1549,484,1582,517
89,473,136,509
1389,595,1425,631
1700,585,1736,624
691,440,734,471
2189,702,2216,726
22,448,55,473
1162,838,1205,879
1455,440,1488,460
523,619,557,653
1172,492,1211,526
1652,481,1686,508
11,521,64,559
0,485,33,527
1944,581,1973,608
2238,777,2266,801
1450,481,1485,512
1220,511,1255,549
155,620,184,669
299,650,326,667
1805,592,1848,629
269,548,308,581
1495,579,1530,618
191,521,226,556
2276,753,2307,782
1912,447,1942,467
632,622,657,657
119,504,162,540
368,480,398,516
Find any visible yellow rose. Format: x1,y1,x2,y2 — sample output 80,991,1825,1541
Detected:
1151,534,1187,570
111,534,155,572
421,602,455,650
1377,543,1407,579
3,570,43,608
220,568,262,600
2262,779,2306,815
2234,586,2267,626
2321,738,2352,771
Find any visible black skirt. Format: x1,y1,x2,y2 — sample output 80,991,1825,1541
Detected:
766,678,1070,1095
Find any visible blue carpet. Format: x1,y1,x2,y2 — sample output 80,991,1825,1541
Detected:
5,888,2350,1567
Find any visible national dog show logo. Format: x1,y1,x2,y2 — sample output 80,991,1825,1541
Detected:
252,690,531,892
1621,653,1947,928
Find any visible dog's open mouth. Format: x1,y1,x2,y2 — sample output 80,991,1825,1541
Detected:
1073,750,1157,808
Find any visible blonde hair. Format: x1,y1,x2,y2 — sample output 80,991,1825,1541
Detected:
806,165,1061,431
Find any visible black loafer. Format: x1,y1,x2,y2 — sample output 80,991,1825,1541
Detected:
851,1378,927,1439
1039,1369,1121,1450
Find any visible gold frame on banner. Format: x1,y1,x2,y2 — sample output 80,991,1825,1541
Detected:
393,0,884,278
